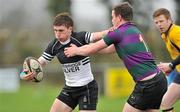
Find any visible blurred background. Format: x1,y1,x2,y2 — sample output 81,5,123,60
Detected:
0,0,180,112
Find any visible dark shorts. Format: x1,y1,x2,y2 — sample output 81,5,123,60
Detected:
127,71,167,110
173,70,180,84
57,80,98,110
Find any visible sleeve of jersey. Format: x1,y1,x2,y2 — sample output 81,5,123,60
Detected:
75,31,92,44
103,31,116,46
85,32,92,43
172,55,180,67
41,40,56,62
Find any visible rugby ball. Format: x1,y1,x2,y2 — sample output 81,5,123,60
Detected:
23,57,43,82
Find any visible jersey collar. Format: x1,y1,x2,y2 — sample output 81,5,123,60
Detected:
59,38,70,45
117,21,134,29
163,23,173,36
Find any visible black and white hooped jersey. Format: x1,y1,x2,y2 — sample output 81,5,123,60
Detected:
40,31,94,87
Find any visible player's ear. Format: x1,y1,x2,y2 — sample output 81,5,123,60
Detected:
118,15,123,21
68,27,73,35
69,26,73,31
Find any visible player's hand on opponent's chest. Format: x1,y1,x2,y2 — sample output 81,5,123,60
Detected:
64,44,78,57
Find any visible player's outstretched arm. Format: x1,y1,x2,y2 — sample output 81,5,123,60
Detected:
98,44,116,54
64,39,108,57
91,26,116,42
91,30,109,42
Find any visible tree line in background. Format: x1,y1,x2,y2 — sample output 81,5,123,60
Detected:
0,0,179,65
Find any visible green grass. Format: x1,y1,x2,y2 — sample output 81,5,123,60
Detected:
0,82,180,112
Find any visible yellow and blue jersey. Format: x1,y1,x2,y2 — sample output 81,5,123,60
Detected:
161,24,180,72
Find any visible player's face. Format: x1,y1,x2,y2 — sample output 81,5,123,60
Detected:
53,25,72,42
111,10,121,28
153,15,172,33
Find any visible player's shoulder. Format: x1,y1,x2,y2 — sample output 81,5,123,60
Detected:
170,24,180,37
72,31,90,38
71,31,92,44
172,24,180,28
45,38,59,50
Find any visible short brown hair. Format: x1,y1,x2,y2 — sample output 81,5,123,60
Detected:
53,12,73,28
113,2,133,21
153,8,171,19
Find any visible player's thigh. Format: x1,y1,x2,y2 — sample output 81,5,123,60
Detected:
161,83,180,108
123,103,159,112
50,98,73,112
123,102,144,112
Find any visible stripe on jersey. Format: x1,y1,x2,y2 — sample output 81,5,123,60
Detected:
42,52,54,61
85,32,91,43
82,57,90,65
83,61,90,65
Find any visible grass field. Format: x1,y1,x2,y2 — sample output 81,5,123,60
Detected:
0,82,180,112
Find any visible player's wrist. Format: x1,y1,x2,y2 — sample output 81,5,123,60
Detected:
20,71,27,79
168,63,175,70
171,56,180,67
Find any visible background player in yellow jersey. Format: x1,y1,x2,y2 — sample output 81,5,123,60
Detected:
153,8,180,112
